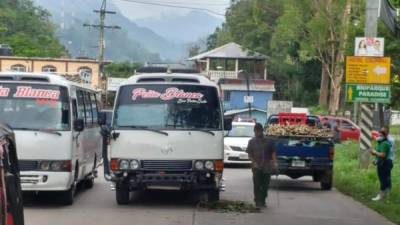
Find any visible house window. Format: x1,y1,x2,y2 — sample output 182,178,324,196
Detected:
224,91,231,101
42,65,57,73
10,64,26,72
78,67,92,83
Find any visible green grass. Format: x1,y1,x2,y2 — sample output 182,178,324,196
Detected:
334,136,400,224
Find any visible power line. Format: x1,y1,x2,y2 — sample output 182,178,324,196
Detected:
83,0,121,81
124,0,229,6
116,0,229,7
116,0,226,16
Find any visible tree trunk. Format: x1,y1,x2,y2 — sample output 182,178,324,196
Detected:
328,0,352,115
319,65,330,107
329,80,341,115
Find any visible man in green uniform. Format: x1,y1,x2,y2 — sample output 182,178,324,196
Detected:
246,123,278,208
370,128,392,201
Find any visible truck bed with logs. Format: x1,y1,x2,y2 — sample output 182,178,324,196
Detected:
266,113,334,190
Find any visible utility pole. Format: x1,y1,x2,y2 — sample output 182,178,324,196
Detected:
359,0,380,169
83,0,120,89
245,72,252,118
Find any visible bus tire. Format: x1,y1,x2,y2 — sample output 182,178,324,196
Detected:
207,190,220,202
116,188,130,205
60,163,78,205
84,157,97,189
60,183,76,205
84,177,94,189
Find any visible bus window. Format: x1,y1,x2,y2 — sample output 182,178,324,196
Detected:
76,90,86,124
90,93,98,124
84,92,93,125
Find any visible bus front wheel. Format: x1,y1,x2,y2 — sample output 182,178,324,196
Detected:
116,183,129,205
59,183,76,205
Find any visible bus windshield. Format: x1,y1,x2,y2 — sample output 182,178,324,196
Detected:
114,84,222,130
0,83,70,131
226,124,254,137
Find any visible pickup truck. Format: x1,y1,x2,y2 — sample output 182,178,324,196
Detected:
266,113,334,190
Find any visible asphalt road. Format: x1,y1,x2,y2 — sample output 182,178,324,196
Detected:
23,167,394,225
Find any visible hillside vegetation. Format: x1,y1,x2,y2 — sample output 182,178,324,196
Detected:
0,0,66,57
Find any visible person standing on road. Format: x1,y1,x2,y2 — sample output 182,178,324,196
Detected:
370,128,393,201
246,123,278,208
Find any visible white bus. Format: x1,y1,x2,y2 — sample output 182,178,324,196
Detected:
0,72,103,205
102,73,231,204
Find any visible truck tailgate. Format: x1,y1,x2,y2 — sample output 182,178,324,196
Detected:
276,140,332,158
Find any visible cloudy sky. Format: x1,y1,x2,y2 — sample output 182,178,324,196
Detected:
112,0,230,19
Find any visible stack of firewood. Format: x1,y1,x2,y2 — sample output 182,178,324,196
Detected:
266,124,334,138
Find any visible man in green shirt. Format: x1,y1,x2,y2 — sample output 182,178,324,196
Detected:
370,128,392,201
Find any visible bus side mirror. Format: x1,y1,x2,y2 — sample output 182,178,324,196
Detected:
73,119,85,132
224,118,232,131
98,112,106,126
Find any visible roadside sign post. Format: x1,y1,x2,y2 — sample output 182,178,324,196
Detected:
345,84,391,103
347,36,391,168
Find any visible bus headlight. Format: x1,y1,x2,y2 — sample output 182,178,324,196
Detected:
194,161,204,170
204,161,214,170
39,161,50,171
129,160,140,170
50,161,63,171
119,160,130,170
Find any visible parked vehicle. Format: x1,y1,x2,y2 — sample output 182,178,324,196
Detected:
224,122,254,165
0,72,103,205
101,73,231,204
319,116,379,142
0,124,24,225
266,113,334,190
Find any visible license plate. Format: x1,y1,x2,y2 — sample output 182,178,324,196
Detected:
239,154,249,160
291,160,306,167
146,185,181,190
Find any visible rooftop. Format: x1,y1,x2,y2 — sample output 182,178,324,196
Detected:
0,55,112,64
188,42,266,61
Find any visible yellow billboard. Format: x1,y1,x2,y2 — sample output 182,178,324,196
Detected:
346,56,391,84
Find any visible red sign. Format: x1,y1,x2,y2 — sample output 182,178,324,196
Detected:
132,88,204,101
0,86,10,97
13,86,60,100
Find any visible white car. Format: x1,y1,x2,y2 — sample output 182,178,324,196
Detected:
224,122,255,164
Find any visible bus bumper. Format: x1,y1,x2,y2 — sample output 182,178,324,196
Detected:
20,171,73,191
112,171,223,191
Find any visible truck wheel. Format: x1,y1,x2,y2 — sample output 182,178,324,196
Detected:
320,170,333,190
321,181,332,190
312,175,320,182
207,190,220,202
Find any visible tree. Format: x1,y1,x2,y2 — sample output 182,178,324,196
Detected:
0,0,66,57
104,62,143,78
272,0,352,114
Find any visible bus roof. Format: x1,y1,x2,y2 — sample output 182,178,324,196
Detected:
121,73,218,88
0,72,98,91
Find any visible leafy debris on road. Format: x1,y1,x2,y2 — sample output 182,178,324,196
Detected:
198,200,260,213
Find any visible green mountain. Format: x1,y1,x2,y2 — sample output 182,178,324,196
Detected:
32,0,184,61
0,0,65,57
